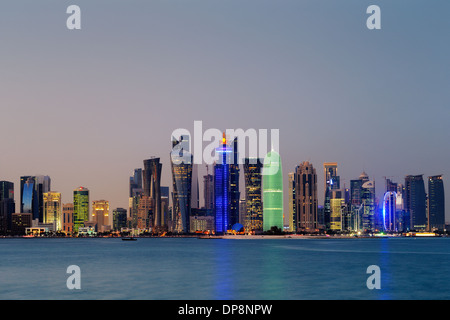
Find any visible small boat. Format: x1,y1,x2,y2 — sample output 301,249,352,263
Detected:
122,237,137,241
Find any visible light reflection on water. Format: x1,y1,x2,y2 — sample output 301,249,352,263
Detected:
0,237,449,300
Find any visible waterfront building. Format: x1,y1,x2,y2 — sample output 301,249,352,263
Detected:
405,175,427,231
295,162,318,233
92,200,110,232
43,191,62,231
323,163,339,230
383,191,397,232
330,189,346,231
203,169,214,211
20,175,50,223
428,175,445,231
73,187,89,233
113,208,128,231
11,213,32,235
0,181,15,235
214,133,232,234
243,158,263,233
62,203,74,234
143,157,163,228
171,135,193,233
262,150,283,232
229,137,240,228
137,196,153,230
288,172,295,232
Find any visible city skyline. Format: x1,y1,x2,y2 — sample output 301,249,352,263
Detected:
0,1,449,223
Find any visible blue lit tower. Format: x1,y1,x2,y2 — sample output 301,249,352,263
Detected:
383,191,397,232
214,133,232,234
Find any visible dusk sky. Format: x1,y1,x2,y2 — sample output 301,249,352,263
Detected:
0,1,449,221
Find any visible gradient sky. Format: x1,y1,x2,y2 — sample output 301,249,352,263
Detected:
0,1,449,221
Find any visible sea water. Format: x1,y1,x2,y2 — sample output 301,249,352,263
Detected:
0,237,449,300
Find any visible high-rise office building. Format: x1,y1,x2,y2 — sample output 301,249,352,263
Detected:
229,137,240,228
171,135,193,233
330,189,345,231
427,175,445,231
383,191,397,232
295,162,318,232
129,168,143,197
161,186,170,227
214,133,232,234
0,181,15,235
137,195,153,230
203,169,214,212
243,158,263,234
288,172,296,232
361,180,376,232
262,150,283,232
92,200,110,232
405,175,427,231
143,157,163,228
113,208,128,231
62,203,74,234
73,187,89,233
20,175,51,222
323,163,339,230
43,191,62,231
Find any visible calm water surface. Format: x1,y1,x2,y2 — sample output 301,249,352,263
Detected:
0,237,449,300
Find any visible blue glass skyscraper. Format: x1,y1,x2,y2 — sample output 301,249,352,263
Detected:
214,134,232,234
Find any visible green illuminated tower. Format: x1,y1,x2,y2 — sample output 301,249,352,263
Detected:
73,187,89,233
262,150,283,232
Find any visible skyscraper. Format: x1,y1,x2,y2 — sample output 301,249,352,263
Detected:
229,137,240,228
214,133,232,234
383,191,397,232
113,208,128,231
20,175,51,222
262,150,283,232
203,168,214,212
43,191,62,231
427,175,445,231
295,161,318,233
405,175,427,231
171,135,193,233
361,180,376,232
243,157,263,234
330,189,345,231
323,163,339,230
143,157,163,228
0,181,15,235
73,187,89,233
92,200,110,232
288,172,296,232
62,203,74,234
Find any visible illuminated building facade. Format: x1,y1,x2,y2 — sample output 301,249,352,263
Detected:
243,158,263,233
11,213,32,236
229,137,240,228
92,200,110,232
428,175,445,231
171,135,193,233
295,162,318,232
20,175,51,222
113,208,127,231
262,150,283,232
383,191,397,232
330,190,345,231
73,187,89,233
214,134,232,234
62,203,74,234
323,163,339,230
288,172,295,232
43,191,62,231
143,157,163,228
